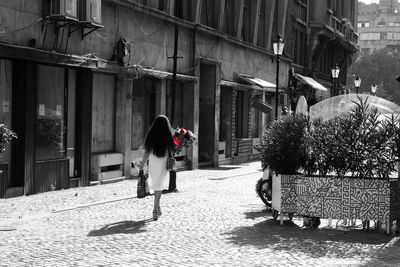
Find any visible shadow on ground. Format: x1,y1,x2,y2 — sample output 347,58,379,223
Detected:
360,237,400,266
88,219,152,236
201,166,242,171
222,210,393,259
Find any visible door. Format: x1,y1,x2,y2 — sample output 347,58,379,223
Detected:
91,73,116,153
198,63,216,165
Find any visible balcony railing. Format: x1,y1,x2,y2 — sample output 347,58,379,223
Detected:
325,10,358,44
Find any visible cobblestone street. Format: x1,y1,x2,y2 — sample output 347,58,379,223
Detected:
1,161,400,266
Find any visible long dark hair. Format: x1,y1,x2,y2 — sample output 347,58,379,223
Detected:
144,115,175,157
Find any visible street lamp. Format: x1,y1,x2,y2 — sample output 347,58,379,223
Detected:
273,34,284,119
331,63,340,96
371,83,377,95
354,76,361,94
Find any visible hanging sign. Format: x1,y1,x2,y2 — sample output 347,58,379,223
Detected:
39,104,45,116
2,101,9,113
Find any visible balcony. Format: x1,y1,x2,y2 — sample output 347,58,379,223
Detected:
324,10,359,45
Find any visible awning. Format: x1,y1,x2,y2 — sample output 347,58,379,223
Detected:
294,73,328,91
236,73,278,92
251,99,273,114
142,68,197,82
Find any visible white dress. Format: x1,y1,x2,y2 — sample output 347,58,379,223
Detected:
148,152,169,191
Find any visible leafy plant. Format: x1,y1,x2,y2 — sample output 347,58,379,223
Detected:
0,123,17,153
307,97,398,178
256,114,309,174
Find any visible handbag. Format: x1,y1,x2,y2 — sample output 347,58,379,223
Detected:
137,170,147,198
166,153,176,171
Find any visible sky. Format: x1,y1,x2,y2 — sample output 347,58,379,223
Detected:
358,0,379,3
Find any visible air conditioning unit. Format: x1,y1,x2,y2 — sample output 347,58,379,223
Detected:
78,0,102,26
42,0,78,20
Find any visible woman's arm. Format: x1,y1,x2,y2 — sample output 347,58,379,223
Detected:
140,150,150,170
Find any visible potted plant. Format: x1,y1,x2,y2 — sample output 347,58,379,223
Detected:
291,97,400,232
0,123,17,152
255,114,309,220
0,123,17,198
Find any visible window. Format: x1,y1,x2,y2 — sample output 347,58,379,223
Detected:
0,60,12,164
257,0,266,47
139,0,168,12
387,32,400,40
235,90,249,138
358,22,370,28
223,0,236,35
241,0,255,42
293,29,306,65
200,0,217,28
174,0,195,22
36,65,66,160
377,21,386,27
361,48,370,54
327,0,333,10
359,32,380,40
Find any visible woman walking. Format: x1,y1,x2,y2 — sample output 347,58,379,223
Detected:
140,115,176,220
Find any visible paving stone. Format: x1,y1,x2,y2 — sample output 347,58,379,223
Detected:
0,161,399,266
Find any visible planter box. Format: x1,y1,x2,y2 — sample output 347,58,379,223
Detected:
272,174,299,214
274,175,400,225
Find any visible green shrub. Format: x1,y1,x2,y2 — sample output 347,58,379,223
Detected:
256,114,309,174
307,97,398,178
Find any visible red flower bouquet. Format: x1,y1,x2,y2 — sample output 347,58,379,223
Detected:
173,127,196,148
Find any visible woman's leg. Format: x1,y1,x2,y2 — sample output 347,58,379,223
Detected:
154,190,162,212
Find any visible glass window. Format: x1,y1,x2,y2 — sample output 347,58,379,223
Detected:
90,0,102,24
65,0,77,17
0,59,13,163
235,90,249,138
36,65,66,161
174,0,195,21
223,0,236,35
359,32,380,40
200,0,217,28
250,95,260,138
257,0,266,47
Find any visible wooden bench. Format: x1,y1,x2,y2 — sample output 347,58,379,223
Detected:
90,152,125,185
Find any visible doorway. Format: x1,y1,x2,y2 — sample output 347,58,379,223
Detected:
198,63,216,166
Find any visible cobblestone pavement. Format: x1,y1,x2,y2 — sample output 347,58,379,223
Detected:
1,161,400,266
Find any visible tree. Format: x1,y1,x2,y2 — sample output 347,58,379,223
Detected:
347,48,400,104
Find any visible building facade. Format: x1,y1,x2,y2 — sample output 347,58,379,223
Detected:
0,0,358,197
358,0,400,54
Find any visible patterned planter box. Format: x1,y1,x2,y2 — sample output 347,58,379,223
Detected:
273,175,400,227
272,174,299,214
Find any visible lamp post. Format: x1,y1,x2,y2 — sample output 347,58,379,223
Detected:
354,75,361,94
331,63,340,96
371,83,377,96
273,34,284,119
